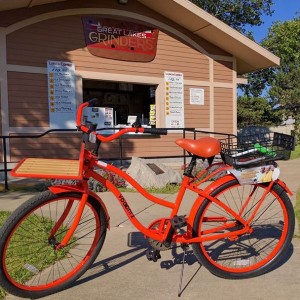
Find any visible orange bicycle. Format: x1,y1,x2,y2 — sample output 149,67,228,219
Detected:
0,99,295,298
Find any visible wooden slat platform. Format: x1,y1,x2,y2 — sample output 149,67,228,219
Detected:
11,158,83,179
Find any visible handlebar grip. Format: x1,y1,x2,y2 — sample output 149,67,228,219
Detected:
143,128,168,135
87,98,98,107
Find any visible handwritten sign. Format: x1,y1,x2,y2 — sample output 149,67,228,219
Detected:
47,61,76,129
164,72,184,128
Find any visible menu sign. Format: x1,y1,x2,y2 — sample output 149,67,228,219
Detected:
47,60,76,129
164,72,184,128
82,17,159,62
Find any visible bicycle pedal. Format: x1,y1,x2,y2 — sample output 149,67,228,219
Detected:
146,249,161,262
170,215,186,229
181,243,189,251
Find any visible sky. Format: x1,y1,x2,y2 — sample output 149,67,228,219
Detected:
249,0,300,43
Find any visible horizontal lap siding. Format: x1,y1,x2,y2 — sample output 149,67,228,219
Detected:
7,16,209,81
214,61,233,83
122,134,181,158
5,11,225,161
0,91,2,162
214,87,234,134
9,133,82,161
9,132,196,162
8,72,49,127
120,131,201,158
184,86,210,128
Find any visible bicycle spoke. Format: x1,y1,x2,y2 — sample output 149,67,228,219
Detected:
192,181,294,278
1,193,106,292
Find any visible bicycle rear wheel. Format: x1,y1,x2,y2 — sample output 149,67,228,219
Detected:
0,190,107,299
192,179,295,279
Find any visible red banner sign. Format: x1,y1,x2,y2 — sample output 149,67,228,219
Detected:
82,17,159,62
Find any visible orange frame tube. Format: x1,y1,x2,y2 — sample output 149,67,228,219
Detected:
52,158,262,247
87,160,250,244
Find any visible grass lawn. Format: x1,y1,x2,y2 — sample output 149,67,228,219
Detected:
295,189,300,237
291,144,300,159
0,212,10,299
0,211,74,299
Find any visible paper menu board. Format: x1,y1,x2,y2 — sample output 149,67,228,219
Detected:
47,60,76,129
164,72,184,128
150,104,156,126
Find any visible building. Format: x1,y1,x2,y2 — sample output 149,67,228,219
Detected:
0,0,280,164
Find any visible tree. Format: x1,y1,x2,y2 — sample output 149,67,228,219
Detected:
237,96,281,128
258,18,299,136
189,0,274,33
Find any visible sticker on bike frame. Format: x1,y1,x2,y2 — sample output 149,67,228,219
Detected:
229,165,280,185
51,179,80,185
97,161,107,167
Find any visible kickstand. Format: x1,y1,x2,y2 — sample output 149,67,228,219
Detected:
178,244,188,297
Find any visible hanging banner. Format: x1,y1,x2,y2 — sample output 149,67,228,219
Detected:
82,17,159,62
164,72,184,128
47,60,76,129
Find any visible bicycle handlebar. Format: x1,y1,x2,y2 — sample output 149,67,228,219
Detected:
76,100,167,142
143,128,168,135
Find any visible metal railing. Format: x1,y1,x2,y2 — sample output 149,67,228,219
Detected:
1,129,77,191
1,128,234,191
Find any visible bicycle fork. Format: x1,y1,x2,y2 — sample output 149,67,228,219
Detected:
49,184,90,250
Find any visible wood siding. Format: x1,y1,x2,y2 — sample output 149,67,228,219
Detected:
214,87,234,134
184,85,210,129
0,87,2,162
9,132,198,162
214,61,233,83
3,1,236,162
9,133,81,161
7,16,209,81
0,0,230,56
8,72,49,127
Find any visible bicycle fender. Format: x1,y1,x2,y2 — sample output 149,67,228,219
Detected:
275,179,293,196
48,185,110,228
188,174,236,232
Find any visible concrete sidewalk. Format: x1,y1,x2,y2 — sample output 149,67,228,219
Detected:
0,158,300,300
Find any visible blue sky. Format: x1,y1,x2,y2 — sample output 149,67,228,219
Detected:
249,0,299,43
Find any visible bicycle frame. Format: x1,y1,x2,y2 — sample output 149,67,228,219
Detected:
3,99,296,299
48,139,288,250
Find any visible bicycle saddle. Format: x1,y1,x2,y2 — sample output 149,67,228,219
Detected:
175,137,221,158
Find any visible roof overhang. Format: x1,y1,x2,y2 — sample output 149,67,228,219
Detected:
137,0,280,74
0,0,66,10
0,0,280,74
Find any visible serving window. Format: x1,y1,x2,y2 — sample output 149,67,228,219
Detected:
83,79,157,127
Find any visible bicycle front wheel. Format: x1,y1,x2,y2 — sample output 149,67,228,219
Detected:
192,179,295,279
0,190,107,299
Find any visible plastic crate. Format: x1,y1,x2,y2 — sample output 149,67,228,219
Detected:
220,132,295,168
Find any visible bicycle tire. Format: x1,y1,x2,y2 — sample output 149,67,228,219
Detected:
192,179,295,279
0,190,107,299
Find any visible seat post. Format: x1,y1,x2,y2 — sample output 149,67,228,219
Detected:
183,155,197,177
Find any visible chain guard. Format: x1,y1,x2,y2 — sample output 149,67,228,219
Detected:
147,238,173,251
147,218,175,251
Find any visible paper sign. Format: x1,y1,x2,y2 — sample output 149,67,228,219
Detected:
190,88,204,105
164,72,184,128
47,61,76,129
